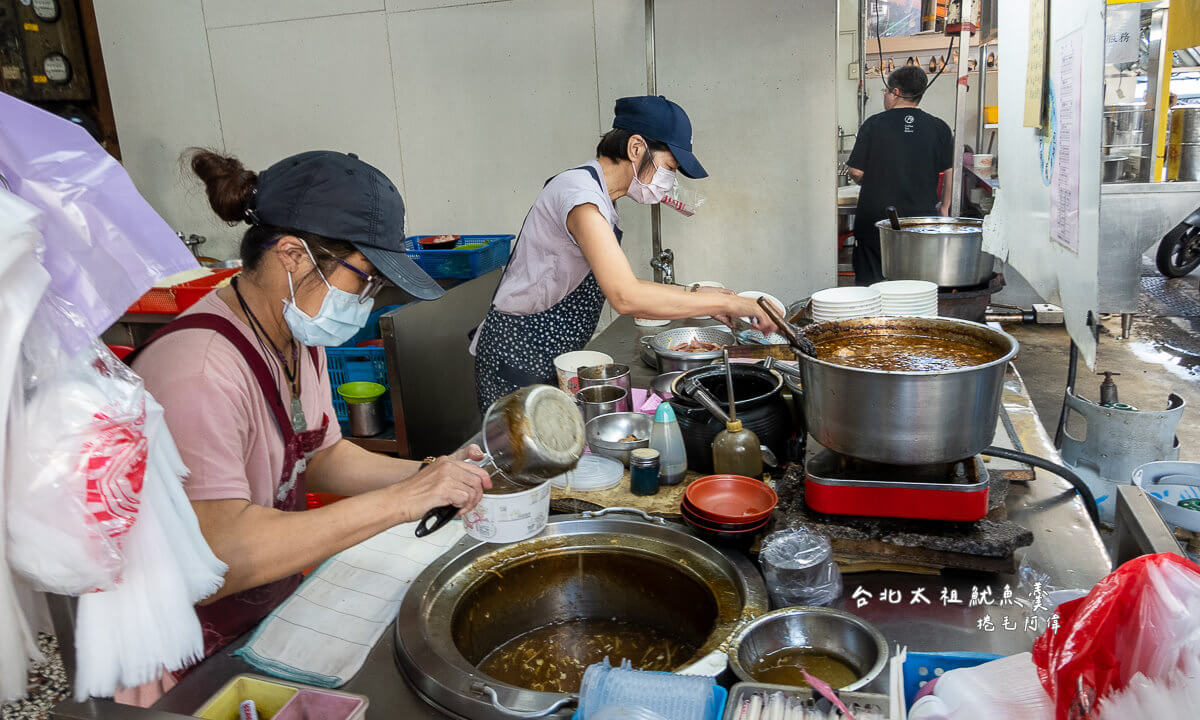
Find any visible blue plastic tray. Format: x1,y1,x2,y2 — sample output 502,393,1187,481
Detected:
903,651,1001,708
405,234,513,279
571,684,727,720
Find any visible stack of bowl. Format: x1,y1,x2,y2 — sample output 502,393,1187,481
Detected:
681,475,778,544
810,287,882,323
870,280,939,317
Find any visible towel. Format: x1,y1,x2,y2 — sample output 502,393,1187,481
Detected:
235,520,465,687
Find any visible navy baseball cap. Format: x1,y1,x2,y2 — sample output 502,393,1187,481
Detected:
250,150,443,300
612,95,707,179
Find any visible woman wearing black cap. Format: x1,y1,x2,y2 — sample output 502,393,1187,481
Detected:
120,149,491,697
471,95,779,410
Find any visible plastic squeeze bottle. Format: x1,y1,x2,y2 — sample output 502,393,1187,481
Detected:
650,402,688,486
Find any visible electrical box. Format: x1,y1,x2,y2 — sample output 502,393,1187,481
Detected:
0,0,92,102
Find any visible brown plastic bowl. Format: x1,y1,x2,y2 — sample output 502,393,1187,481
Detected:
681,498,766,531
684,474,778,524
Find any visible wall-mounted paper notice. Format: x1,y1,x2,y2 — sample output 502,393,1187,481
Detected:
1050,30,1082,254
1024,0,1049,128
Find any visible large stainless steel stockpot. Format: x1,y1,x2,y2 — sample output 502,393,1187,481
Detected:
394,510,768,719
876,216,993,288
797,316,1018,465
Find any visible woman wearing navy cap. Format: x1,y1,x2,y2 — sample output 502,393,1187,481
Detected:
471,95,778,410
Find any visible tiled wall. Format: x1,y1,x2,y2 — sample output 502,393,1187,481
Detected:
93,0,837,319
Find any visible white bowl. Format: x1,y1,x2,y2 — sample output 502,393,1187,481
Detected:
1132,461,1200,532
870,280,938,297
811,287,882,305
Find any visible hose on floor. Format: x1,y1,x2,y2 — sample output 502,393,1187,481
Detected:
982,445,1100,527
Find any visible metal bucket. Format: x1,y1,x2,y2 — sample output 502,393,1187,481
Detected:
876,217,994,288
797,317,1018,465
1170,106,1200,182
394,510,768,719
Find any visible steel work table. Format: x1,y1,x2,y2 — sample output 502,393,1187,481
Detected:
54,317,1111,720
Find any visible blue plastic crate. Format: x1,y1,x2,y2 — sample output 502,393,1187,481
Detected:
571,684,726,720
903,651,1001,708
326,346,393,423
404,234,514,279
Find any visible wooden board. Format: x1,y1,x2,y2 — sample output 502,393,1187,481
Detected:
551,468,780,517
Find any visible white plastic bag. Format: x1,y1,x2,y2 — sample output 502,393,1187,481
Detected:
8,334,148,594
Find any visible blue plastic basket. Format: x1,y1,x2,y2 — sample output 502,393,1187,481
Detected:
903,651,1001,708
326,346,393,423
571,684,726,720
404,234,514,279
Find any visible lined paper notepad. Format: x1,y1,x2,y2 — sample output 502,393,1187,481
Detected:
234,520,465,687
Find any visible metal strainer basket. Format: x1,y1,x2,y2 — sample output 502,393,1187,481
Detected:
650,326,734,372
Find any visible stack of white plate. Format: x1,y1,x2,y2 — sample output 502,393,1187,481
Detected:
871,280,939,317
810,287,883,322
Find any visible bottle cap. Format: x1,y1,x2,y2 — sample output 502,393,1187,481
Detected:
631,448,660,460
725,419,743,432
654,402,677,423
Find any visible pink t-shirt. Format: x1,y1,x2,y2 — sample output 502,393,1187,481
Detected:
132,292,341,507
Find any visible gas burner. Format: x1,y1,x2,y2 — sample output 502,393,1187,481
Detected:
804,447,990,522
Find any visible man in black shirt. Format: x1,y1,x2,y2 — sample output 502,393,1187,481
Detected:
846,66,954,286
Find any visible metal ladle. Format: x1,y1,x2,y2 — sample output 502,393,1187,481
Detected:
415,384,585,537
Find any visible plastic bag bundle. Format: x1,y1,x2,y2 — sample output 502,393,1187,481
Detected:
908,653,1054,720
1095,654,1200,720
758,529,843,608
7,336,149,595
0,189,51,701
73,394,227,700
1032,553,1200,720
0,93,196,354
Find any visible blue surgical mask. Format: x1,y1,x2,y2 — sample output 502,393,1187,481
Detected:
282,242,372,347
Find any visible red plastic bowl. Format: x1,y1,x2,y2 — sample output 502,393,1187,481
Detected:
418,234,461,250
680,504,769,536
681,498,765,532
684,475,778,524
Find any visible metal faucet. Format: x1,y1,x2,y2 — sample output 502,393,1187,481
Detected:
650,248,675,286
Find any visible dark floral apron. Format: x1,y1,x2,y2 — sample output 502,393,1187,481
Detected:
474,166,622,411
125,312,329,665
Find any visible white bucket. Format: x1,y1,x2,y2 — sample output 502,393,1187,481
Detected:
553,350,613,394
462,482,551,543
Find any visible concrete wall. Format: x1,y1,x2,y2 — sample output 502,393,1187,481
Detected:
92,0,838,321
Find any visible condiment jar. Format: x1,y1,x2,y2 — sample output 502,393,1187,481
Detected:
629,448,661,496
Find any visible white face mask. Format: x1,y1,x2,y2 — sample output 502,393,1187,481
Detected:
282,241,372,347
627,156,676,205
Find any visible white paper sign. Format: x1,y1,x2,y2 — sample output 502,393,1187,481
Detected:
1050,30,1082,254
1105,6,1140,64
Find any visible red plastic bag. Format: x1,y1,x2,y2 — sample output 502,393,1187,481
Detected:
1032,553,1200,720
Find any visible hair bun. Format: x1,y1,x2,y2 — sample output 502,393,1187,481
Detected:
186,148,258,224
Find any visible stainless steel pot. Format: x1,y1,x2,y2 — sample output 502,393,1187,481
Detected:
798,317,1018,465
727,607,889,692
346,397,384,437
394,510,768,719
876,216,994,288
574,384,630,423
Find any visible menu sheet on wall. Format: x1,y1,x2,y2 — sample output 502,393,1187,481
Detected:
1023,0,1049,128
1050,30,1082,254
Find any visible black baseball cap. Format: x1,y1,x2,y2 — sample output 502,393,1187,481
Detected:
612,95,707,179
250,150,443,300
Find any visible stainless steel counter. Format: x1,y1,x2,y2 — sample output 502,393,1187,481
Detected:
59,315,1112,719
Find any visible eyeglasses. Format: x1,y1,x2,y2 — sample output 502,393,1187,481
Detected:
311,246,384,304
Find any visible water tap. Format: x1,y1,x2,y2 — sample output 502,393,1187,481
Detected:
651,248,675,285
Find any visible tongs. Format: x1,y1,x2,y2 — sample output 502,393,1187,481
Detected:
756,296,816,357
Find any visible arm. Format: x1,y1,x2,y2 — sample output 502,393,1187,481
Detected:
567,203,779,334
193,455,490,602
306,437,421,495
940,167,954,216
846,166,864,183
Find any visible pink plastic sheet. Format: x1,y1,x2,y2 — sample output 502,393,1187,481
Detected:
0,94,197,352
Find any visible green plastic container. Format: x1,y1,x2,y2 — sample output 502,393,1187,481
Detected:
337,381,386,404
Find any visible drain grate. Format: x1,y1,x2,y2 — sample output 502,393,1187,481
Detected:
1139,276,1200,316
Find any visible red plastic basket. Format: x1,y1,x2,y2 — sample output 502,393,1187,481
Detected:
127,268,240,314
